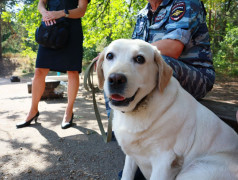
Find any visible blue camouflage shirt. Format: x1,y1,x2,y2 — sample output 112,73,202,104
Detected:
132,0,213,69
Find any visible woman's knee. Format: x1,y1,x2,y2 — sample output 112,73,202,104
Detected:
34,68,49,79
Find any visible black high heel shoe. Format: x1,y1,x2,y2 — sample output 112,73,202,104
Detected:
16,111,40,129
61,113,74,129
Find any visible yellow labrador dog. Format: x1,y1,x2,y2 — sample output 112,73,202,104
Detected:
97,39,238,180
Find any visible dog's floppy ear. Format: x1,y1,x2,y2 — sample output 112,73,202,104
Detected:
154,48,173,93
96,49,106,89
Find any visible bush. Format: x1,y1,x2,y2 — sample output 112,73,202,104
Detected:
213,27,238,76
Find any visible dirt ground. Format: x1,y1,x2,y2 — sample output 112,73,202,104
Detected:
0,58,238,180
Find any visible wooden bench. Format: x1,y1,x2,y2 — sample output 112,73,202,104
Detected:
27,80,63,100
200,99,238,133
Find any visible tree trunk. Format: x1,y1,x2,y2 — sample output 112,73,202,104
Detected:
0,5,2,61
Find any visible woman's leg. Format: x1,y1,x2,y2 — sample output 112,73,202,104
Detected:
26,68,49,121
62,71,79,123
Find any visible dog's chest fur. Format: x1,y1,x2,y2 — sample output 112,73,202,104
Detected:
113,87,181,155
113,107,185,179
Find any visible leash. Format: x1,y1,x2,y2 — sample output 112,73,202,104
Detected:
83,59,112,143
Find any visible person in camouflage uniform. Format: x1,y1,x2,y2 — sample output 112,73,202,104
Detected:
132,0,215,99
104,0,215,121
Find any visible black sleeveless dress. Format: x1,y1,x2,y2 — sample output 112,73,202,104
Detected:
36,0,88,73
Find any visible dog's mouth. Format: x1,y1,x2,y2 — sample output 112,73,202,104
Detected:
109,90,138,107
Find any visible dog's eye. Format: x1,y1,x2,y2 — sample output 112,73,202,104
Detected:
106,53,114,60
134,55,145,64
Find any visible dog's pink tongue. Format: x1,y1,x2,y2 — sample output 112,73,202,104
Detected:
111,94,125,101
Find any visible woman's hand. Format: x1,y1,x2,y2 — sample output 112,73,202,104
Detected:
42,11,65,26
38,0,56,26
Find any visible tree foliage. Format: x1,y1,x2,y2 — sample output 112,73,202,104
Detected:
15,0,40,58
0,0,35,60
214,27,238,76
82,0,147,48
204,0,238,75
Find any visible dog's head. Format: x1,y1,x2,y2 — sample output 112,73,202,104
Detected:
97,39,173,112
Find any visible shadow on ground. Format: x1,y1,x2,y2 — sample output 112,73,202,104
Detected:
0,81,124,180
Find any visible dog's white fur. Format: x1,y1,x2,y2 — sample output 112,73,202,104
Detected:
97,39,238,180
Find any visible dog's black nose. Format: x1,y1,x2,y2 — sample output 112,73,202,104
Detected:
109,73,127,85
108,73,127,93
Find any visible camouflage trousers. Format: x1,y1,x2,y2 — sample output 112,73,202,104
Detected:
162,55,215,99
103,55,215,119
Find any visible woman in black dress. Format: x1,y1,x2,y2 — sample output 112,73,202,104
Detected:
16,0,89,129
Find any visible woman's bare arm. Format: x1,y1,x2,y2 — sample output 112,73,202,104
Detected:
38,0,88,26
38,0,48,15
66,0,89,18
43,0,88,20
